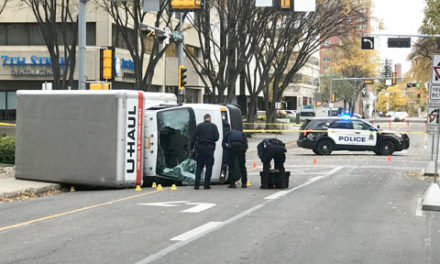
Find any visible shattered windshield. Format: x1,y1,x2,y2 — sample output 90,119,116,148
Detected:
156,108,197,184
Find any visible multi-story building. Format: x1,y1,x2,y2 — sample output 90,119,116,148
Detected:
282,53,320,110
0,1,205,121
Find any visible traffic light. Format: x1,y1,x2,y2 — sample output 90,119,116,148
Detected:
100,48,113,81
170,0,203,11
392,72,396,85
279,0,292,9
417,90,421,99
178,65,187,90
332,93,335,102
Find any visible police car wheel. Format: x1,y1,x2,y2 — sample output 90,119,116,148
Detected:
316,140,333,155
379,140,395,155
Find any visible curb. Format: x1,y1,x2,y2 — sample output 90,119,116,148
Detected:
0,183,62,200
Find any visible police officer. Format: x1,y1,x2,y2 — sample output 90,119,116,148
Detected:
222,129,248,188
191,114,219,190
257,138,287,189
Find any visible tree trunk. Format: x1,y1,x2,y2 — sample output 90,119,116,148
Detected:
246,96,257,122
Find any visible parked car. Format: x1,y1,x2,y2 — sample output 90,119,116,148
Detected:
391,111,408,122
285,110,297,118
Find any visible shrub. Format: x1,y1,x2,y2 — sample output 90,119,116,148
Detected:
0,136,15,164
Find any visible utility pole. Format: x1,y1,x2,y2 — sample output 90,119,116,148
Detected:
78,0,88,90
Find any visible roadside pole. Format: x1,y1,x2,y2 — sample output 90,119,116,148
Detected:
78,0,88,90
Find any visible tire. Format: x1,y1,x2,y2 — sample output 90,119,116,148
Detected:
379,140,395,155
316,140,333,155
373,149,380,155
312,149,319,155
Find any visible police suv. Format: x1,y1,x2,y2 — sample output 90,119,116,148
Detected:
297,117,410,155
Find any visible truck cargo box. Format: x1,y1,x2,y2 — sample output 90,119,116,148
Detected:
15,90,176,188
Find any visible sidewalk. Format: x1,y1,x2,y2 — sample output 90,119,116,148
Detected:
0,167,61,202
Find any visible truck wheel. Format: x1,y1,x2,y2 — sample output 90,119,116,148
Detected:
379,140,395,155
312,149,319,155
316,140,333,155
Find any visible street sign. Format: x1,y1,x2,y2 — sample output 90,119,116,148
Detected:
428,126,439,134
256,0,272,6
143,0,160,12
361,37,374,50
432,54,440,85
429,54,440,108
387,38,411,48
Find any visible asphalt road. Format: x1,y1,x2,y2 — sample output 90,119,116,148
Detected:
1,122,439,264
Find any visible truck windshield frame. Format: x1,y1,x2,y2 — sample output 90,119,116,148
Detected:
156,107,197,183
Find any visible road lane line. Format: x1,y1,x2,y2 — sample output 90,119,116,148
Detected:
134,166,344,264
135,203,265,264
182,203,216,213
416,197,424,217
264,191,290,200
0,189,163,233
170,222,223,241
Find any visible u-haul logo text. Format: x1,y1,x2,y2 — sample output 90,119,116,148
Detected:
126,105,137,174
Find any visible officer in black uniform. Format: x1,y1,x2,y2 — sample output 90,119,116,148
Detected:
191,114,219,190
222,130,248,188
257,138,287,189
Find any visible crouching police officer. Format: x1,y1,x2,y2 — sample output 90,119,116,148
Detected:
222,130,248,188
191,114,219,190
257,138,287,189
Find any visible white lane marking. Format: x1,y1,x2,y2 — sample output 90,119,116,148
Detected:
170,222,223,241
264,191,290,200
137,201,216,213
137,201,187,207
133,166,343,264
283,165,422,170
181,203,216,213
416,197,424,217
135,204,264,264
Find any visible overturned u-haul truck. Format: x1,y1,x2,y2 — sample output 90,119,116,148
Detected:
15,90,242,188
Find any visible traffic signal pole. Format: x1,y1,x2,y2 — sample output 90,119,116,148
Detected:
177,14,185,104
140,21,185,103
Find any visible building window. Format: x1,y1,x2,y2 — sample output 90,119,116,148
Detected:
165,43,177,57
112,24,135,50
359,24,366,30
0,91,16,121
303,97,308,105
323,66,328,71
323,40,331,46
0,23,95,46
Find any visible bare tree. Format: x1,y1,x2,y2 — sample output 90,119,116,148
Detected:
100,0,177,91
248,0,367,122
0,0,8,15
185,0,268,103
23,0,77,89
